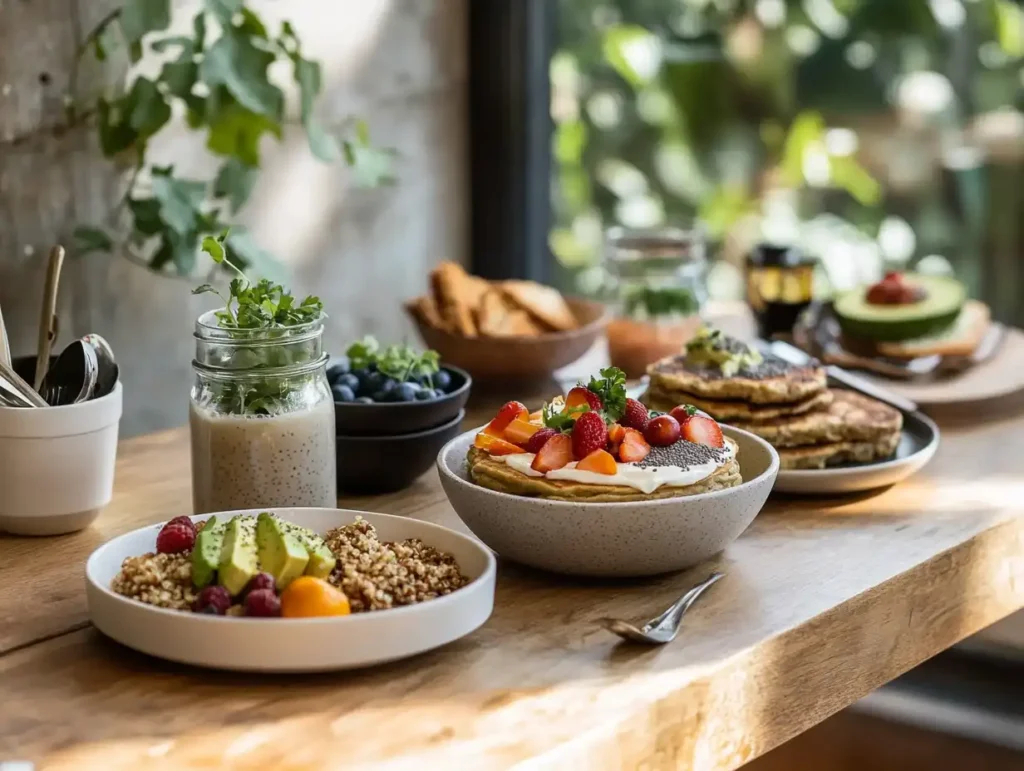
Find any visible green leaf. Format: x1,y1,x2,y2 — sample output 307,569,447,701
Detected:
543,402,587,432
342,137,395,187
200,30,284,119
586,366,627,422
160,56,198,100
128,77,171,139
307,120,340,162
201,235,226,263
127,198,164,236
206,98,282,166
151,36,193,52
193,12,207,50
72,226,114,255
225,230,284,281
994,0,1024,57
96,98,138,157
204,0,243,22
192,283,219,296
119,0,171,45
602,25,655,87
150,173,206,235
295,57,321,123
237,7,268,38
213,157,257,213
169,231,199,276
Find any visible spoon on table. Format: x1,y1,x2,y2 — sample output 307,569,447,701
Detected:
599,572,724,645
81,333,119,398
39,340,98,406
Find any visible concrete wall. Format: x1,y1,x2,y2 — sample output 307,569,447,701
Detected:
0,0,467,436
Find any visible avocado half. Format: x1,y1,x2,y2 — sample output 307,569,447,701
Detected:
833,274,965,342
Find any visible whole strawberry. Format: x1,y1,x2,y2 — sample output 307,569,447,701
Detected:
525,427,559,454
571,411,608,460
620,398,649,431
564,385,603,413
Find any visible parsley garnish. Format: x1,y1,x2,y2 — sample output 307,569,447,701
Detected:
542,402,587,432
586,366,627,422
192,232,326,415
345,336,440,383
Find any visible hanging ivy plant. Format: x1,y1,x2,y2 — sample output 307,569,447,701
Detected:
70,0,393,279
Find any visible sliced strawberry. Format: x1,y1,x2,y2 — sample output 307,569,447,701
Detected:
571,411,608,459
474,432,525,456
531,433,573,472
681,415,725,448
620,398,649,431
576,448,618,475
491,401,529,432
504,418,540,446
524,428,559,454
563,386,602,413
618,428,650,463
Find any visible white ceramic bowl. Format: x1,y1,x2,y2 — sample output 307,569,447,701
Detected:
437,425,779,577
0,382,122,535
86,507,496,672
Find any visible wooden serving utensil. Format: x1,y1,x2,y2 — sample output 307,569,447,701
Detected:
34,245,66,390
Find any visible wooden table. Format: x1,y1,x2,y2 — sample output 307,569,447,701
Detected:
3,387,1024,771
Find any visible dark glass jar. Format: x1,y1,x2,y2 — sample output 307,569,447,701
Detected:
746,243,815,340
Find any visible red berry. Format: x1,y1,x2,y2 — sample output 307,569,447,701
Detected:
166,515,197,533
156,521,196,554
524,428,558,454
618,428,651,463
644,415,681,447
242,572,276,599
669,404,699,426
681,415,725,448
564,386,602,412
620,398,649,431
192,585,232,614
245,588,282,618
492,401,529,432
571,411,609,459
883,270,901,282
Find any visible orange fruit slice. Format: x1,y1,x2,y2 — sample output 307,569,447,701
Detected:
280,576,351,618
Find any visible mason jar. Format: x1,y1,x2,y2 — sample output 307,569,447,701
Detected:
604,225,708,378
189,311,337,514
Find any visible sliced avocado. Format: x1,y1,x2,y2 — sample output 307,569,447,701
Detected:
191,515,226,589
286,524,337,579
685,327,762,376
217,516,258,596
256,512,309,589
834,274,965,342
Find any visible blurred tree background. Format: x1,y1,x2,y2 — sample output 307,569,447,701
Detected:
550,0,1024,323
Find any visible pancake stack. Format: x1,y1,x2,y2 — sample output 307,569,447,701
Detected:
645,345,903,470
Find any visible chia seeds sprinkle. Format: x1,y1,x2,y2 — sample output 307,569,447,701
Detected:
656,352,813,381
635,440,727,469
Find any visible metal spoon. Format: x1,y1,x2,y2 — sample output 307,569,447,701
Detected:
81,333,118,398
600,572,724,645
0,359,47,408
0,301,11,367
39,340,98,406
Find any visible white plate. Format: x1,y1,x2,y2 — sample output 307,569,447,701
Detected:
773,411,940,495
86,508,496,672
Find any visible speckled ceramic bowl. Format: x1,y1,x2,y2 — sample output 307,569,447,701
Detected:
437,425,779,577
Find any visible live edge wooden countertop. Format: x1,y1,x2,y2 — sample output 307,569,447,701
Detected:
3,394,1024,771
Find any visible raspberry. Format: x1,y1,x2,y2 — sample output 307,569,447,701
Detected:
192,585,232,614
242,572,276,600
571,411,608,459
156,521,196,554
245,588,282,618
524,428,558,454
620,398,649,431
167,515,197,532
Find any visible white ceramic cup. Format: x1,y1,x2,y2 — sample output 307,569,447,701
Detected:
0,382,122,535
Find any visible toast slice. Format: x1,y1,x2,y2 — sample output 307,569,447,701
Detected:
476,289,543,337
404,295,447,331
872,300,990,359
429,261,478,337
500,280,577,332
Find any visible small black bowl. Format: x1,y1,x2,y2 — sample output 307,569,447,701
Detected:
333,364,471,436
335,409,465,495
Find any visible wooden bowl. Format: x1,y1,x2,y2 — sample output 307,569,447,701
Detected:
409,297,609,381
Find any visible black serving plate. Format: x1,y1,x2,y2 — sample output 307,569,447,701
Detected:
335,409,465,495
333,365,471,437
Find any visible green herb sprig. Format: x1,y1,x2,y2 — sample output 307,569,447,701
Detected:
542,403,587,432
540,366,628,431
345,336,440,383
624,286,699,319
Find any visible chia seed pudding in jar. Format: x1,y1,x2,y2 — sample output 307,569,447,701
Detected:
189,303,336,514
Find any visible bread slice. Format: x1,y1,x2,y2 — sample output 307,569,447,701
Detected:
404,295,447,331
476,289,543,337
500,280,577,332
872,300,990,359
429,262,478,337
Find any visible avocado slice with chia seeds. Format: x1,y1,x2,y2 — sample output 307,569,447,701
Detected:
191,515,226,589
256,512,309,590
217,515,258,596
288,525,337,579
